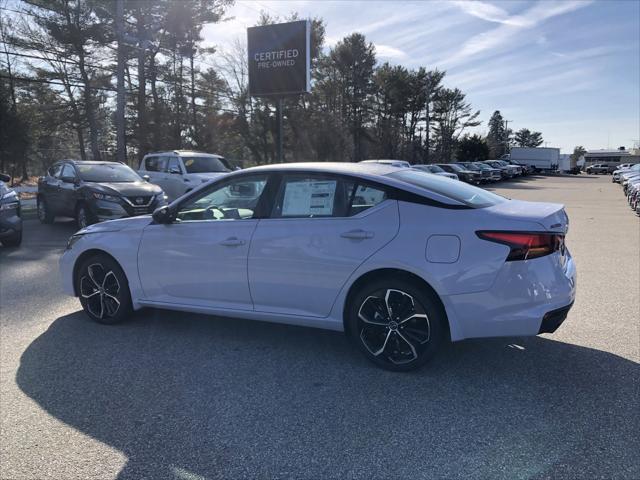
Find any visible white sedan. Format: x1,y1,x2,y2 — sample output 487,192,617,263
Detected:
60,162,576,371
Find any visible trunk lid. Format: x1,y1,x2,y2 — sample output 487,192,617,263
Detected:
484,199,569,233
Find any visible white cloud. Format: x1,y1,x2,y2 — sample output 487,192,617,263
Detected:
451,0,525,26
444,1,593,65
375,44,407,59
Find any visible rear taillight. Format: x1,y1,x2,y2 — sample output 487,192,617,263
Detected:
476,231,564,261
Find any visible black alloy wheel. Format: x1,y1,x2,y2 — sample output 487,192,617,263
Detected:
76,254,132,324
347,278,446,371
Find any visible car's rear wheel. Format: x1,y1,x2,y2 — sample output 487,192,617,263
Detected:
37,197,54,224
75,254,132,325
346,277,447,371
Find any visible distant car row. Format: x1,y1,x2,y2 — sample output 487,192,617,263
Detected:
585,163,636,175
361,159,532,184
613,163,640,216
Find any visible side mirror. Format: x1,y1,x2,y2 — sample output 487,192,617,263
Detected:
142,174,150,182
152,205,174,224
0,173,10,182
61,176,77,184
169,167,181,175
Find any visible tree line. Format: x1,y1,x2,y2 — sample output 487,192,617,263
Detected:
0,0,546,179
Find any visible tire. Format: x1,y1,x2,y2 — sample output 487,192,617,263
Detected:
37,197,54,224
1,230,22,247
76,203,95,230
75,253,133,325
346,277,447,371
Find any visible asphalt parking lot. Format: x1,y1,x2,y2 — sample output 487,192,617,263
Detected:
1,175,638,479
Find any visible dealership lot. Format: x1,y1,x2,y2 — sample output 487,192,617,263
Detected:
1,175,638,479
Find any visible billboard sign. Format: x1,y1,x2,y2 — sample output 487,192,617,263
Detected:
247,20,310,97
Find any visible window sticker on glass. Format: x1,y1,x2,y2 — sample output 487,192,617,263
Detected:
184,159,195,167
282,180,337,217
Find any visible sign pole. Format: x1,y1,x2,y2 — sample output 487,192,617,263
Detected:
276,98,283,163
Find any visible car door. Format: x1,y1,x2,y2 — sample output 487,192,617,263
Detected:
165,156,188,199
58,163,79,217
137,173,270,310
248,173,400,318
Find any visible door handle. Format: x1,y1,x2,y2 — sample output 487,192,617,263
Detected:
340,229,374,240
219,237,245,247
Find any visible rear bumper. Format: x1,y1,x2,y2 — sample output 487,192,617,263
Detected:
538,302,574,334
442,250,577,341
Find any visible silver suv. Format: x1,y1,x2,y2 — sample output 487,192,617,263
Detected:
139,151,232,201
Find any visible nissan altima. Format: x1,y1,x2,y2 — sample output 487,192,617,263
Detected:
60,163,576,371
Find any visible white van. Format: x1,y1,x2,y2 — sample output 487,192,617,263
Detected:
139,151,232,201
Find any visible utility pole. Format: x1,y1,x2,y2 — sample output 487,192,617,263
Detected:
115,0,126,164
276,98,284,163
504,119,512,154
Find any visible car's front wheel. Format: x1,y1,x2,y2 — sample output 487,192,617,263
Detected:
37,197,54,224
75,254,132,324
1,230,22,247
346,277,447,371
76,203,94,230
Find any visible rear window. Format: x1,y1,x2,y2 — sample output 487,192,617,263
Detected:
387,170,507,208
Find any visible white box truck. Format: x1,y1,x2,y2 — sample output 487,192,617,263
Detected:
507,147,560,172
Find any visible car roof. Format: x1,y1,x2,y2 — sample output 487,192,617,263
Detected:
229,162,468,207
143,150,223,157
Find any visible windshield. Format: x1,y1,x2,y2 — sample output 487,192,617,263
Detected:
475,163,492,170
413,165,444,173
444,164,464,172
182,156,231,174
76,163,141,183
459,163,480,171
388,170,506,208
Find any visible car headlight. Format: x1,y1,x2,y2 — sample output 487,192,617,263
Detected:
155,192,168,202
92,192,121,202
0,200,18,210
66,234,84,250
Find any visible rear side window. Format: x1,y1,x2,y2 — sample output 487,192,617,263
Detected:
48,164,63,178
388,170,506,208
145,156,167,172
271,175,387,218
60,164,76,179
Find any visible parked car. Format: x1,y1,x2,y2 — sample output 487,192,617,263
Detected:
484,160,515,179
456,162,492,183
473,162,502,182
360,159,411,168
60,162,576,371
505,159,532,175
139,150,232,201
0,173,22,247
435,163,481,184
495,160,523,176
411,164,458,180
585,164,612,174
613,164,639,183
38,160,167,229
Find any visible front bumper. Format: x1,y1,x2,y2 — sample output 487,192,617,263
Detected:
0,207,22,239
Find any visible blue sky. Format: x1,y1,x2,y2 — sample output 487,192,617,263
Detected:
203,0,640,153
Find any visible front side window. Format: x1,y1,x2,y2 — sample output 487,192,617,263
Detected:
388,170,506,208
60,164,77,180
167,157,182,174
175,175,268,222
181,156,231,174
